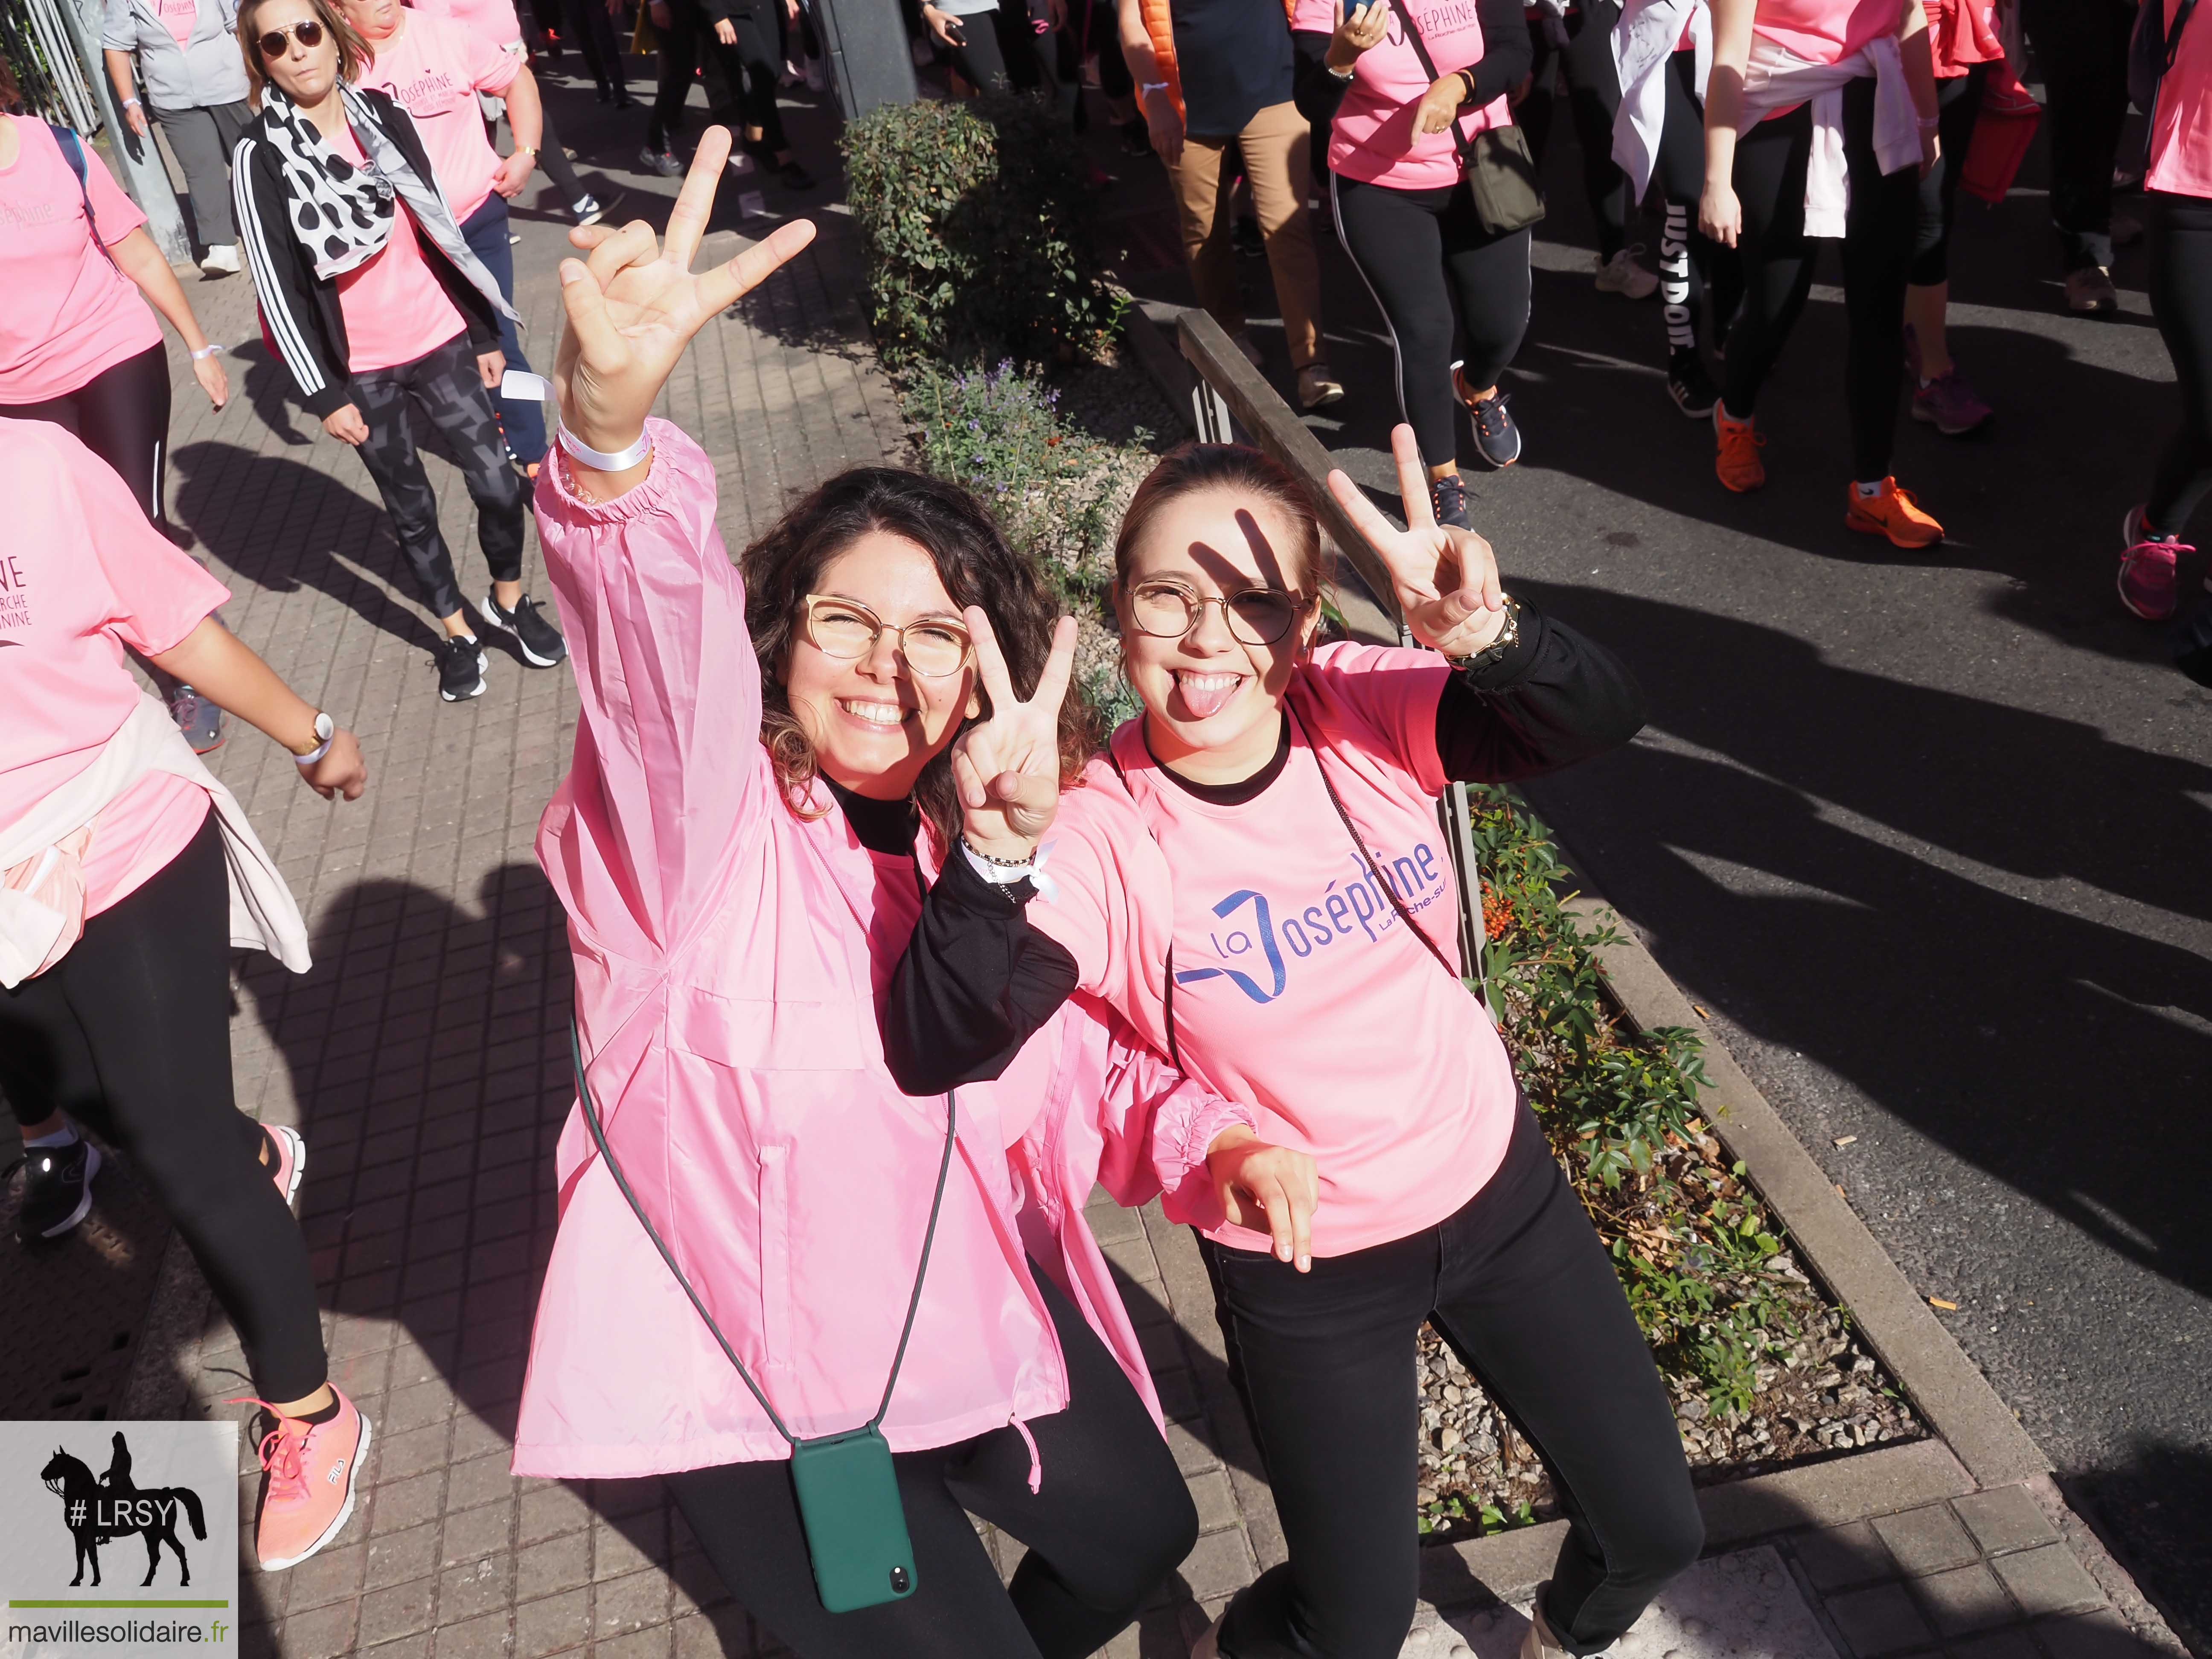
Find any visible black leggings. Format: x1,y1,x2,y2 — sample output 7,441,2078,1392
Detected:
2147,190,2212,536
0,339,172,524
1650,46,1740,359
0,815,328,1403
1202,1103,1701,1659
1521,1,1627,261
1333,170,1533,470
1910,61,1989,288
939,3,1028,93
532,99,591,203
668,1267,1197,1659
720,6,792,153
1720,81,1918,480
350,332,528,620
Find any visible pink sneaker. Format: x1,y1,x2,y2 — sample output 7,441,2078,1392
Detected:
2119,505,2189,621
263,1124,306,1212
232,1390,370,1570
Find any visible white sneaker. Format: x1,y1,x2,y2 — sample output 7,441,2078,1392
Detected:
1595,246,1659,299
201,243,241,275
571,193,605,226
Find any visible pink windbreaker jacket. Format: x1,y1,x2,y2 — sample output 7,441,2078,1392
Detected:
512,425,1242,1479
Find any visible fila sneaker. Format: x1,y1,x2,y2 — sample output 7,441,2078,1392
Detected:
236,1389,370,1571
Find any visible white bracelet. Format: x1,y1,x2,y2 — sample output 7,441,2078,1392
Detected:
192,343,224,360
293,737,332,767
557,424,653,470
123,96,140,108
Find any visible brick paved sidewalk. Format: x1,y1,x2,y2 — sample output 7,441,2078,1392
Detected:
8,160,2182,1659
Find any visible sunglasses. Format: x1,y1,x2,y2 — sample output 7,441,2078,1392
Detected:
256,17,326,56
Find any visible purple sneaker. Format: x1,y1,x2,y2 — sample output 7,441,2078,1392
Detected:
1911,368,1992,436
2118,504,2188,622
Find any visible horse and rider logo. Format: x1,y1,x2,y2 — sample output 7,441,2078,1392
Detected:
38,1431,208,1587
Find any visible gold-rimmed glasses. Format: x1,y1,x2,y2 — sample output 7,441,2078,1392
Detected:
801,594,975,678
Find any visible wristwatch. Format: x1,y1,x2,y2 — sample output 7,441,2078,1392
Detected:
293,710,335,765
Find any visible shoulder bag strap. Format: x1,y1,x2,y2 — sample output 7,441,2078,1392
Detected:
1283,699,1464,986
1380,0,1480,169
49,126,125,275
1103,743,1184,1072
568,1013,957,1438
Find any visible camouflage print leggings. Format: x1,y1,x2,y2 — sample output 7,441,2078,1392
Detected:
350,332,528,620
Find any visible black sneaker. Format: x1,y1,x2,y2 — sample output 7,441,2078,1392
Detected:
437,634,489,702
778,159,817,191
1431,474,1471,530
1668,354,1721,419
478,591,568,667
17,1136,100,1243
1231,216,1265,260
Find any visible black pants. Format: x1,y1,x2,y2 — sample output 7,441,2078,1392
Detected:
2148,191,2212,536
565,0,630,94
0,816,328,1403
350,332,528,620
460,194,549,466
1721,81,1918,480
646,0,760,148
719,3,792,153
532,99,593,203
1202,1104,1700,1659
1333,171,1533,469
1521,2,1627,261
668,1268,1196,1659
2020,0,2135,270
0,340,172,524
1910,62,1989,288
940,3,1030,93
1650,46,1740,359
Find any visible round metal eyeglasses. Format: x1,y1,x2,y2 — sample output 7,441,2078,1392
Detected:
801,595,975,678
1125,580,1310,646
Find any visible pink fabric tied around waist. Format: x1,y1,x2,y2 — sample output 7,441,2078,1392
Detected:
1011,1415,1042,1495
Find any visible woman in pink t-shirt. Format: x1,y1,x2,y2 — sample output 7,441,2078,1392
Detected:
884,427,1698,1659
2116,0,2212,687
0,416,373,1578
1290,0,1534,517
0,60,229,527
230,0,567,703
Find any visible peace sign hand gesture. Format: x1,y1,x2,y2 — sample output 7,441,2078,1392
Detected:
553,127,817,466
1326,424,1511,659
949,608,1081,861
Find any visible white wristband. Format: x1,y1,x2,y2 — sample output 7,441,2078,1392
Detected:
192,343,224,360
557,425,653,471
123,96,141,108
293,737,333,767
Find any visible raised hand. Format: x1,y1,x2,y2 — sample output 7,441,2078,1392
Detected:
552,127,817,458
948,607,1080,859
1325,425,1511,659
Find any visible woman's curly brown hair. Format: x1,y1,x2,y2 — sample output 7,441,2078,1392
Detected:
741,466,1095,855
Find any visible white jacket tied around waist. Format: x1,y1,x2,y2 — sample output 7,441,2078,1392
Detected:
1612,0,1711,197
0,695,310,987
1737,33,1921,238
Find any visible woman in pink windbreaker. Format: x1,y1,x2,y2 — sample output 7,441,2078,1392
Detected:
885,427,1701,1659
514,134,1316,1659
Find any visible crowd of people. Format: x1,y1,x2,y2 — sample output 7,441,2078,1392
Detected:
0,0,2204,1649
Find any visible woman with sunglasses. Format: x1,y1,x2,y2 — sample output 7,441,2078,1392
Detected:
230,0,566,703
512,134,1316,1659
886,428,1703,1659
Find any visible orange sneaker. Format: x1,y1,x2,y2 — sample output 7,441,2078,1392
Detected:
233,1390,370,1570
1845,477,1944,548
1714,407,1765,492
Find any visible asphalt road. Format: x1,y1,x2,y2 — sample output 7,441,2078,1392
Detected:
1106,93,2212,1650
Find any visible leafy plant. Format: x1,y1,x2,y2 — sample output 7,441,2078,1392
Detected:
841,95,1126,368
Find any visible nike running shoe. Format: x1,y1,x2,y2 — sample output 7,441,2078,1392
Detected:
1911,369,1993,436
17,1135,100,1243
436,635,489,702
1844,478,1944,548
1714,407,1765,492
1432,473,1471,529
1452,363,1520,469
478,591,568,667
2118,504,2186,621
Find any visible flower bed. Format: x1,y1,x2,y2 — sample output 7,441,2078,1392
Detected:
890,350,1923,1542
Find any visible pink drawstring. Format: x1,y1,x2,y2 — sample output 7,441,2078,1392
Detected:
1010,1415,1042,1494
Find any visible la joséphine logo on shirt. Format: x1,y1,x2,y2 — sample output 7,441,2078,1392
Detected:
395,69,466,117
0,549,31,640
1174,841,1449,1005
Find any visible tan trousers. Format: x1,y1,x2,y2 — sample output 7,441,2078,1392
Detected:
1163,99,1325,370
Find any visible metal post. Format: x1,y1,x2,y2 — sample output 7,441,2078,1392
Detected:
51,0,192,262
809,0,916,120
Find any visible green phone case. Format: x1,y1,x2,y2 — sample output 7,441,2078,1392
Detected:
788,1428,919,1613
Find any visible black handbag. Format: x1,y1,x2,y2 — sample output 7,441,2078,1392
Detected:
1381,0,1546,236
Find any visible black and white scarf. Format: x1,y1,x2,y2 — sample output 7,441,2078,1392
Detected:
259,81,518,323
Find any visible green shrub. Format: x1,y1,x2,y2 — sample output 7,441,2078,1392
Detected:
841,96,1126,367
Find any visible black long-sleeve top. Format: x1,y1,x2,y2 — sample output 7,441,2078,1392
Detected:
1290,0,1533,132
885,603,1644,1095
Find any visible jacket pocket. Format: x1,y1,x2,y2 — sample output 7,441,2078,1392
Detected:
666,981,867,1073
758,1144,793,1373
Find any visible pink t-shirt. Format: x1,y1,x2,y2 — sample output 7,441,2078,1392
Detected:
409,0,524,48
153,0,200,44
0,116,162,405
328,123,468,373
1029,642,1519,1258
2148,0,2212,198
1292,0,1513,191
1751,0,1902,65
356,11,518,224
0,421,226,917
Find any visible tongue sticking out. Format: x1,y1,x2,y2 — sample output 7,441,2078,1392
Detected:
1175,673,1242,722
